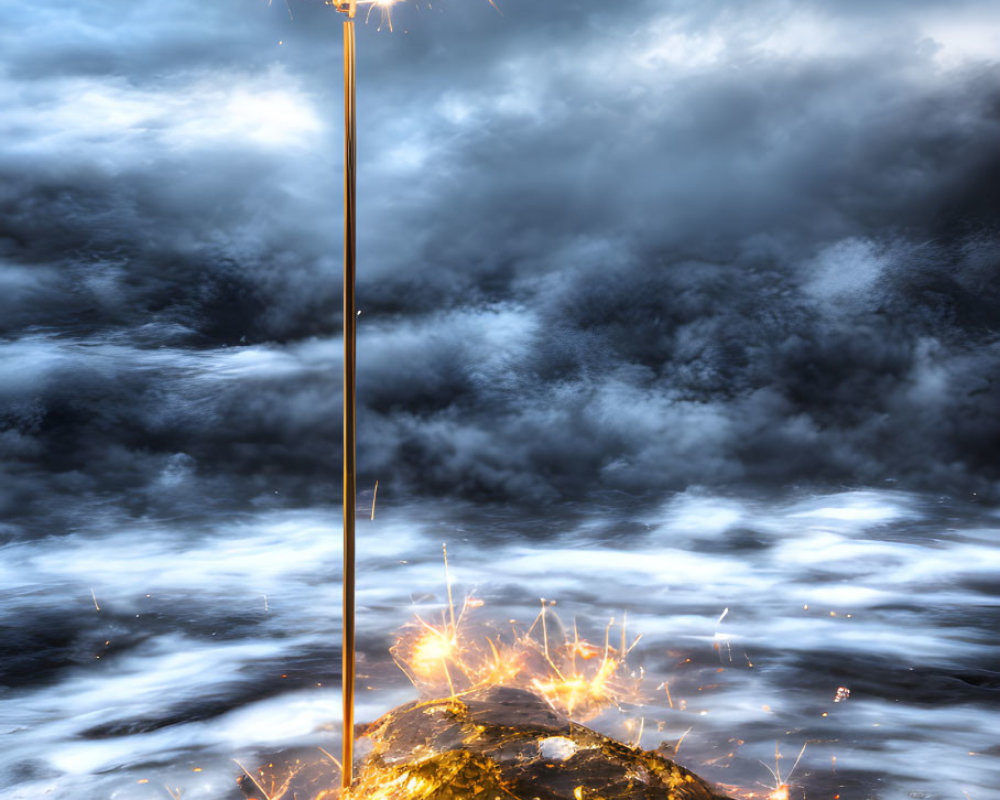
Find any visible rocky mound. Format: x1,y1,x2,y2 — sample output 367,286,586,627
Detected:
238,686,734,800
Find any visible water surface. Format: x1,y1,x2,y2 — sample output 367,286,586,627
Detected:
2,489,998,799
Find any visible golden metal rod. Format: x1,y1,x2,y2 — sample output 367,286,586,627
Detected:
341,5,357,790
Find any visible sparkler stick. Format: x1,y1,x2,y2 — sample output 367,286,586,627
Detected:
325,0,494,787
330,0,358,788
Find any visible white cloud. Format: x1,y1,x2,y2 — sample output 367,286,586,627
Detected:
635,22,727,71
0,67,323,164
917,12,1000,69
804,238,887,301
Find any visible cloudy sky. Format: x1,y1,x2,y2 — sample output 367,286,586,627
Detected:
2,0,999,534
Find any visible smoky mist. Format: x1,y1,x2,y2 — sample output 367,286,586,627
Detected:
2,0,1000,540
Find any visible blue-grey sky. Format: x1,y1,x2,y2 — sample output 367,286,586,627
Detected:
2,0,999,531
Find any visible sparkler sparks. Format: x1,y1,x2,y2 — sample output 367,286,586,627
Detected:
242,568,754,800
390,586,642,721
757,742,807,800
363,0,403,32
272,0,499,31
320,0,403,33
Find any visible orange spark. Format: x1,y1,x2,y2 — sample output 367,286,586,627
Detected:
392,588,642,721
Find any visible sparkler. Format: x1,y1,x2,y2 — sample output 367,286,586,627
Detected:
246,4,741,798
325,0,358,788
320,0,491,787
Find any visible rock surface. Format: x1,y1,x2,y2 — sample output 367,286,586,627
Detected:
351,686,734,800
239,687,734,799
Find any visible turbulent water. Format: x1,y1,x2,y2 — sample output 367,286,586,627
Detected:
2,489,998,800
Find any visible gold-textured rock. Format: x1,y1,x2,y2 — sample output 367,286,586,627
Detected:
351,686,733,800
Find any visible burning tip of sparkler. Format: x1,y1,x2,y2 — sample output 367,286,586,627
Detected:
323,0,499,31
323,0,401,29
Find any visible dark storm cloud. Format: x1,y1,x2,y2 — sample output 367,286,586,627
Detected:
1,0,1000,532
